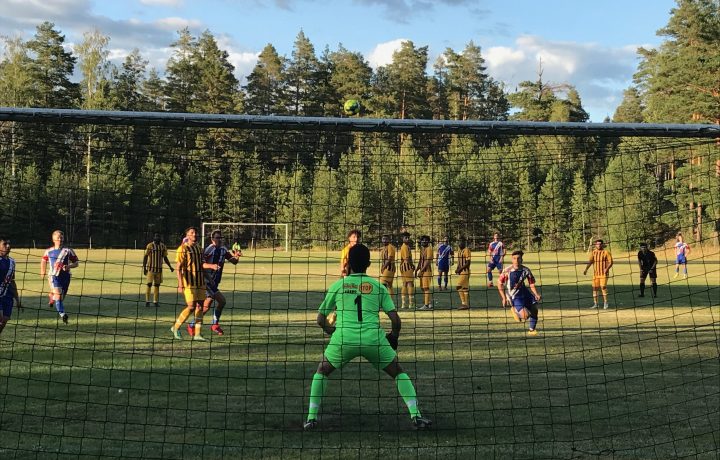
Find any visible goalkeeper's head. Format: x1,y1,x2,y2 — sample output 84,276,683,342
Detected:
348,243,371,274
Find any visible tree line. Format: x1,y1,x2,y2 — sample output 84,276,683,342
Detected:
0,0,717,250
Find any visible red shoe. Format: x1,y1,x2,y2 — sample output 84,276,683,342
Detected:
211,324,224,336
186,324,195,336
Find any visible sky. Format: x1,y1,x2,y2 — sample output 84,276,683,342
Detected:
0,0,679,121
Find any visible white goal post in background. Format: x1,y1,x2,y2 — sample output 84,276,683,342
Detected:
201,222,289,252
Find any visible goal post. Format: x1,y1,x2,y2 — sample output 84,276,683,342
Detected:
201,222,289,252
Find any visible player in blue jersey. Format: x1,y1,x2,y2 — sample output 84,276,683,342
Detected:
497,250,541,336
40,230,79,324
435,235,454,291
303,243,431,430
486,232,506,288
673,233,691,279
0,237,22,336
187,229,241,337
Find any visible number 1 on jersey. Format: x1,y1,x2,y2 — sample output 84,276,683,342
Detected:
355,295,363,322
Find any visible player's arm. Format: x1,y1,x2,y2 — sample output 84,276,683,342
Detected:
496,278,509,306
226,251,240,266
605,254,613,275
456,258,470,274
316,312,336,336
583,257,593,275
143,253,149,274
637,252,643,270
11,279,21,308
66,251,79,270
651,253,657,271
40,256,47,278
163,253,174,271
528,275,541,302
175,251,184,292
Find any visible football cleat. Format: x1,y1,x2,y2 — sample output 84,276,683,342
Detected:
458,304,470,310
154,302,160,308
61,313,69,324
412,416,432,429
638,294,644,298
527,329,539,336
590,304,598,309
145,302,151,308
211,324,224,336
603,303,609,310
303,419,318,430
192,335,208,342
170,327,182,340
187,324,195,336
487,282,494,288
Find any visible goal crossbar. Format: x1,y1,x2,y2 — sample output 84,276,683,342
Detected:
201,222,289,252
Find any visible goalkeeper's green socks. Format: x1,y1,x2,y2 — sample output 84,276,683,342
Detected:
396,373,421,418
307,373,328,421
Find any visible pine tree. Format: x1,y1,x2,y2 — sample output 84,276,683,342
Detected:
244,44,286,115
165,28,200,113
111,49,149,111
192,30,239,114
378,41,430,119
0,36,35,107
612,87,645,122
285,30,322,116
26,22,78,108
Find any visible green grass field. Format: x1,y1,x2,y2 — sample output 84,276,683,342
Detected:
1,248,718,459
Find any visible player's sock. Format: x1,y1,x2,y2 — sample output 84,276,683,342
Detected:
54,298,64,314
307,373,327,420
528,315,538,330
424,292,431,306
173,309,192,329
194,322,203,337
443,275,448,289
153,286,160,303
437,276,442,288
213,308,222,325
145,285,151,302
639,282,645,296
652,283,657,297
396,373,421,418
487,272,493,282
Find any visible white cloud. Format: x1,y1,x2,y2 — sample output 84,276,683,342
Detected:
367,38,407,68
140,0,183,6
154,17,202,31
485,35,641,120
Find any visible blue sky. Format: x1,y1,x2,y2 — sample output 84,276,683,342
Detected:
0,0,678,120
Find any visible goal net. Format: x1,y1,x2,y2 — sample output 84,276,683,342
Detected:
0,108,718,458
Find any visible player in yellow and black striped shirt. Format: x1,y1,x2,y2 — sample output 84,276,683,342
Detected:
170,227,218,341
583,239,613,310
143,232,174,308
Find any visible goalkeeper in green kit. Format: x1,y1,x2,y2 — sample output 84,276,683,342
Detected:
303,243,432,430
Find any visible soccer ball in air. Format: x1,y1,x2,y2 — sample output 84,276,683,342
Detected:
343,99,361,116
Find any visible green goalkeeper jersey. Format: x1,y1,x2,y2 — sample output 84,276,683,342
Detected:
318,273,395,330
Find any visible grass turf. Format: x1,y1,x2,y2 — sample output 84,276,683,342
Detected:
0,248,718,459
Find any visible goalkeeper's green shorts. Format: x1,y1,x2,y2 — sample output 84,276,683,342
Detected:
324,328,397,370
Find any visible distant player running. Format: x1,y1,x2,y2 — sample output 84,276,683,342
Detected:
170,227,218,341
340,229,361,276
303,244,431,431
0,237,22,336
40,230,79,324
486,233,505,288
415,235,434,310
673,233,690,279
436,236,454,291
497,250,541,336
379,235,397,295
455,237,471,310
399,232,416,309
143,232,174,308
187,230,240,337
638,243,658,298
583,239,613,309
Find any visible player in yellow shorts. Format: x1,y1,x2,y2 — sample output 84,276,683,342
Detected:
583,239,613,310
455,237,471,309
379,234,397,294
398,232,416,309
142,232,174,308
303,243,431,430
415,235,433,310
170,227,219,341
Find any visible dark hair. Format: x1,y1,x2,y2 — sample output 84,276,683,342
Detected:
211,229,222,238
401,231,410,238
639,242,648,248
348,244,371,273
595,239,604,244
184,226,198,236
420,235,430,242
511,250,524,257
347,229,361,239
0,236,9,243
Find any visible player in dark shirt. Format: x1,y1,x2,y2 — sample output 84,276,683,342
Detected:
638,243,658,298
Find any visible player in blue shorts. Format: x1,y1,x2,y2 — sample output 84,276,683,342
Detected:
435,235,454,290
0,237,22,336
497,250,541,336
187,229,241,336
303,244,431,430
673,233,690,279
486,232,506,288
40,230,79,324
